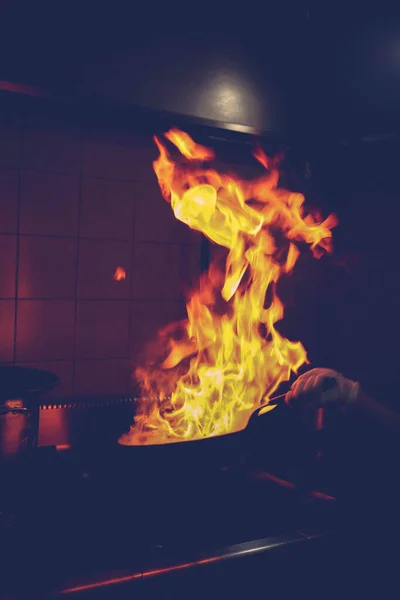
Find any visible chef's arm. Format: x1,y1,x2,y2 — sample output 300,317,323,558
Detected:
286,368,400,436
354,389,400,435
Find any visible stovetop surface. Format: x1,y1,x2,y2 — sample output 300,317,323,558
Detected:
3,398,400,598
2,450,336,595
1,400,339,597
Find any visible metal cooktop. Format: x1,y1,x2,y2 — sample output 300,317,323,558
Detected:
1,396,339,598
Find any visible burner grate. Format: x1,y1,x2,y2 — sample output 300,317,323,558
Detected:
40,396,135,410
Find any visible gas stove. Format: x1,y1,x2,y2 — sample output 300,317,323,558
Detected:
1,396,340,599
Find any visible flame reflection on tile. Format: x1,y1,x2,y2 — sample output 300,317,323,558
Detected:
38,407,70,447
0,400,29,458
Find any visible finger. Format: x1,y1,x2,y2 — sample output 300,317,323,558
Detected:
291,369,314,389
293,378,308,396
289,379,301,396
320,368,337,378
286,385,309,406
285,389,314,409
302,375,319,394
290,373,317,400
313,374,327,390
284,390,293,406
295,368,319,384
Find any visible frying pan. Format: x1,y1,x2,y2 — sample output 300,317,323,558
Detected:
0,366,59,400
84,379,337,491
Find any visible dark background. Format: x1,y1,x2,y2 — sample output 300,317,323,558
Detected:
0,3,399,403
1,4,400,138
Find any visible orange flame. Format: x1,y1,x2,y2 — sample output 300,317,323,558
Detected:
113,266,126,281
120,130,337,446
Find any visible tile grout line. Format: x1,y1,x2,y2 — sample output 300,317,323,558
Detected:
0,231,199,247
127,185,137,393
11,356,132,365
4,163,157,185
1,297,186,302
71,128,84,397
12,121,23,363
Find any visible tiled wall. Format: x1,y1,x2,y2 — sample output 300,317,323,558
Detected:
0,105,202,399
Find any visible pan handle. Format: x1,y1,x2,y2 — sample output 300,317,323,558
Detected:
248,375,338,433
313,376,337,431
294,377,339,495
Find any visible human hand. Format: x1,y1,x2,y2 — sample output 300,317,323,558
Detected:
285,368,360,410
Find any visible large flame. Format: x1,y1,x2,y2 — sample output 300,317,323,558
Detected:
120,129,337,446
